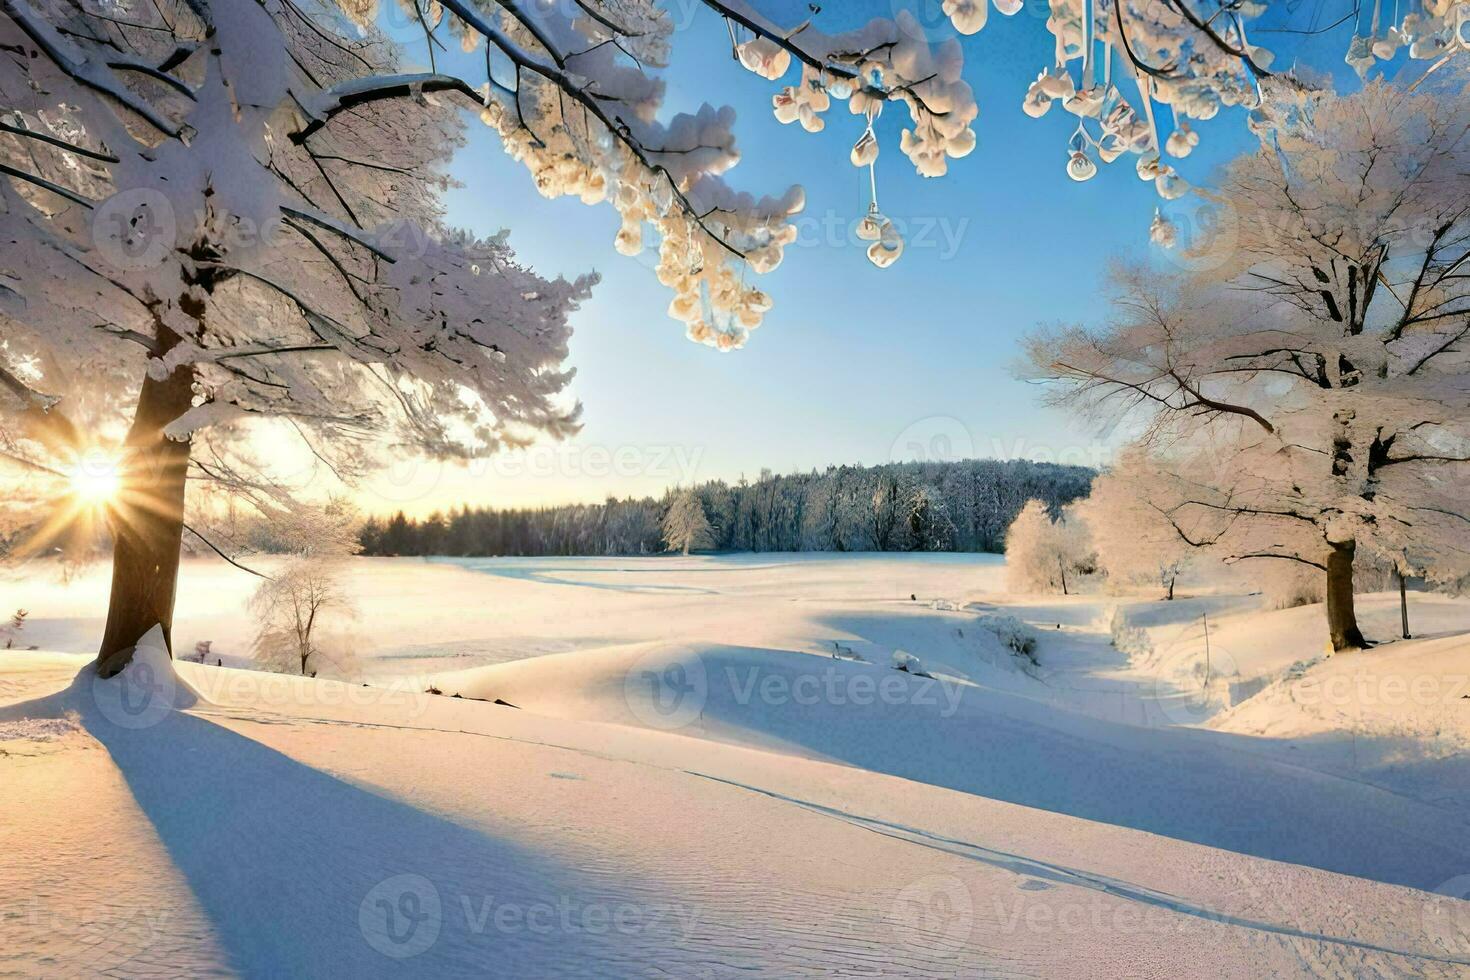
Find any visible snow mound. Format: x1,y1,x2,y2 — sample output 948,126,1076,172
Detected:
0,626,201,732
975,613,1038,656
432,634,1470,893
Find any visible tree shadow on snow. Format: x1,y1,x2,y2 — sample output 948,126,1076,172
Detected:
66,693,691,978
697,619,1470,893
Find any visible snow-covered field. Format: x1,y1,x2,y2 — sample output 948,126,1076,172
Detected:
4,553,1470,977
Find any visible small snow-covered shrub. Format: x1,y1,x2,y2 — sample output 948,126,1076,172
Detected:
891,650,930,677
1108,607,1153,663
976,614,1038,657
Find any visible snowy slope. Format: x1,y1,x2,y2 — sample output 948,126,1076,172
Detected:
3,554,1469,976
4,648,1469,978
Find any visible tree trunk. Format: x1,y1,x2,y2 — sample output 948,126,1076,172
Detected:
96,364,194,677
1165,575,1175,601
1325,540,1367,652
1058,556,1069,596
1399,572,1411,640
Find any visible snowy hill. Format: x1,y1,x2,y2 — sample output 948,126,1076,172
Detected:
3,554,1470,976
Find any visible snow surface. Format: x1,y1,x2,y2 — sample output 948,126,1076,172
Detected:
3,553,1470,976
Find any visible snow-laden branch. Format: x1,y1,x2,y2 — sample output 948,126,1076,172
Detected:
2,0,189,138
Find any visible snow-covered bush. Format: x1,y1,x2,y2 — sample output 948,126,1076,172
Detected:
976,614,1038,658
1107,607,1153,664
1075,451,1204,600
891,650,930,677
1005,500,1092,594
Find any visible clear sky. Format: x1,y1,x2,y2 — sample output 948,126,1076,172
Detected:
357,1,1362,517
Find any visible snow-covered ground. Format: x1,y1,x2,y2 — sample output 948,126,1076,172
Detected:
4,554,1470,977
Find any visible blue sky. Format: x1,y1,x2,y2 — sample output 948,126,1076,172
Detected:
359,0,1367,515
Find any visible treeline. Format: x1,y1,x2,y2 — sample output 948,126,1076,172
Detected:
359,459,1093,557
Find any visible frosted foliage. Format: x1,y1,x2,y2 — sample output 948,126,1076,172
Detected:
662,489,713,555
1026,83,1470,590
250,554,357,677
344,1,1378,334
762,14,979,178
1005,499,1090,593
1076,451,1197,596
353,0,809,351
1344,0,1470,78
1016,0,1274,199
0,0,592,494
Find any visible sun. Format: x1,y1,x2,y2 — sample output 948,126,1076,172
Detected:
67,449,122,506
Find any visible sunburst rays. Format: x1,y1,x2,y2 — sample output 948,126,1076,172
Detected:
6,443,177,562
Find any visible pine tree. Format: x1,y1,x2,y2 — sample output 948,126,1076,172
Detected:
662,490,714,556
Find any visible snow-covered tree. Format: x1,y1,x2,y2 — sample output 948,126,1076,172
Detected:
1005,499,1091,594
1026,81,1470,649
662,489,713,555
249,501,358,676
2,0,1435,678
905,482,957,552
250,554,355,677
1077,449,1200,599
0,1,592,672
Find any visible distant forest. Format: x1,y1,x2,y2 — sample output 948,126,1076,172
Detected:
359,459,1094,557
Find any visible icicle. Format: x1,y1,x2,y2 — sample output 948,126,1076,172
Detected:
1081,0,1093,89
1234,13,1266,108
855,104,901,269
1067,123,1097,180
1134,73,1161,160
